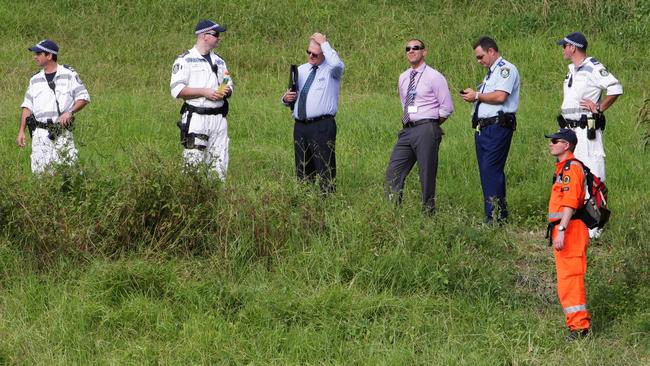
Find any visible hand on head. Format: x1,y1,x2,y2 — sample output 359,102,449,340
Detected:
311,33,327,45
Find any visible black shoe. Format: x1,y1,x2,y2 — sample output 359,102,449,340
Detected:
565,329,589,342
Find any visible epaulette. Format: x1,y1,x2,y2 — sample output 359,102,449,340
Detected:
63,64,76,72
590,58,600,65
497,60,505,67
176,51,190,59
214,52,226,63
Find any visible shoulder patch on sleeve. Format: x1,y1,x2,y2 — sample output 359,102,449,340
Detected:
75,74,83,84
599,69,610,76
500,67,510,78
172,63,182,74
563,175,571,184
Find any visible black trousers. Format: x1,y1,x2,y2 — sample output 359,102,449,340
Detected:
385,121,442,212
293,117,337,193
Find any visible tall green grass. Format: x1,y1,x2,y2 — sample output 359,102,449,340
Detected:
0,0,648,364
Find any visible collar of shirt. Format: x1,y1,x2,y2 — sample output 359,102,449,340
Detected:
411,62,427,74
488,57,503,76
570,56,590,72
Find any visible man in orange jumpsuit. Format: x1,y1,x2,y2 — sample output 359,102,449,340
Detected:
545,128,591,341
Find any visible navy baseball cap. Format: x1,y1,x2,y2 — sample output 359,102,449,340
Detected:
194,19,227,35
545,128,578,145
557,32,588,49
28,39,59,54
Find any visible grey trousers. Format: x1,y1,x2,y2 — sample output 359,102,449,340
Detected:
385,121,443,212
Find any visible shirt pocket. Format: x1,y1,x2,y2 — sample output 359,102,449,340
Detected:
312,77,327,91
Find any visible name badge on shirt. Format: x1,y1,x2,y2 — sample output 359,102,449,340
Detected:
408,106,418,114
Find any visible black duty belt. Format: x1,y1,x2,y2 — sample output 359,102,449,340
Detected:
182,103,228,116
403,118,439,129
33,120,52,130
557,114,606,130
473,112,517,130
295,114,334,124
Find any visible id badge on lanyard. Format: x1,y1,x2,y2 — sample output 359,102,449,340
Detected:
408,89,418,114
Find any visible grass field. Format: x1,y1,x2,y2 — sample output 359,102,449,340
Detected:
1,0,649,364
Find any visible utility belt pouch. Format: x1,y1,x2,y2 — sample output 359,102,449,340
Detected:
46,117,74,141
594,112,606,131
556,115,568,129
587,116,597,140
177,118,189,147
578,115,588,129
471,116,479,130
26,115,37,138
497,112,517,131
177,104,209,150
178,103,192,148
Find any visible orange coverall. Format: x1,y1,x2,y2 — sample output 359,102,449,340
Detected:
548,152,591,331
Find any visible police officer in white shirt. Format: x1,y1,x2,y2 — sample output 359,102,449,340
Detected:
171,19,233,181
557,32,622,239
17,40,90,174
557,32,622,183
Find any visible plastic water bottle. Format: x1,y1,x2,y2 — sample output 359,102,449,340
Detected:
218,71,231,93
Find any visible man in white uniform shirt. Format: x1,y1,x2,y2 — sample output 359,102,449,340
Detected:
557,31,622,183
171,19,233,181
17,39,90,173
556,32,622,238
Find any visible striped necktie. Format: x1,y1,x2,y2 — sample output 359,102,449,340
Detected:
297,65,318,120
402,69,417,124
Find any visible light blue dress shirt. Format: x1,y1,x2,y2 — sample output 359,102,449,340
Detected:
475,57,520,118
287,42,344,119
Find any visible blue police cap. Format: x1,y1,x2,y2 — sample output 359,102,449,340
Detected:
28,39,59,54
545,128,578,145
194,19,227,35
557,32,588,50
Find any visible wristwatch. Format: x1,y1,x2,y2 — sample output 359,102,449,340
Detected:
558,225,566,232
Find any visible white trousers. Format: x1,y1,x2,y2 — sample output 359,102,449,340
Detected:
31,128,78,174
571,127,606,181
182,113,229,181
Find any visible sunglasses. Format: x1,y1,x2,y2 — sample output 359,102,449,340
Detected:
405,45,423,52
551,139,568,144
206,32,220,38
476,55,485,60
306,50,321,57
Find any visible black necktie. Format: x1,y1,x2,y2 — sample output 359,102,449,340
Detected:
472,69,492,123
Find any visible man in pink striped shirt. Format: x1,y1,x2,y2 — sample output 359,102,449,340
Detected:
385,39,454,214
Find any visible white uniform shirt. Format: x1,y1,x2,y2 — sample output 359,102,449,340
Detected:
21,64,90,122
561,57,623,119
170,46,233,108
